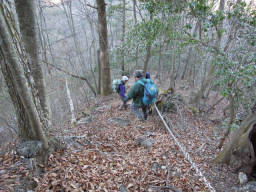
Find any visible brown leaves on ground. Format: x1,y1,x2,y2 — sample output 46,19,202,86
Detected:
0,95,237,192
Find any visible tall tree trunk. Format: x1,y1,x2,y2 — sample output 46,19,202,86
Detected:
97,50,101,94
0,8,49,150
156,43,162,80
14,0,51,131
96,0,112,95
132,0,139,68
120,0,126,74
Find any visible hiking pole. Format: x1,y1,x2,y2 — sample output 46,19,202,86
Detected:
154,103,216,192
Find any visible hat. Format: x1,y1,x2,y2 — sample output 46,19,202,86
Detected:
145,72,150,79
134,70,143,78
122,76,129,81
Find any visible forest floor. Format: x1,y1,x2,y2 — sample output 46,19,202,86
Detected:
0,89,244,192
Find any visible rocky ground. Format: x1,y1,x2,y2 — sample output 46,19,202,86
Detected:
0,94,255,191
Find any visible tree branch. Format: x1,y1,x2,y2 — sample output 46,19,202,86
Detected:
185,31,225,57
86,3,98,9
42,61,96,96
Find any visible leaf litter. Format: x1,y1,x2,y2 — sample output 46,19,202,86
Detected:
0,95,238,192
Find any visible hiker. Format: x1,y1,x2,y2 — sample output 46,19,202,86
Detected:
119,76,129,109
145,72,150,79
124,70,158,120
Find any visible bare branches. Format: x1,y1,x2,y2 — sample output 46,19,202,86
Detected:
86,3,97,9
185,31,225,57
42,61,96,96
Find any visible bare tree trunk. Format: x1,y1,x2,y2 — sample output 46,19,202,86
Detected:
120,0,126,74
214,111,256,164
181,21,200,80
156,43,162,80
0,50,34,140
143,44,151,75
0,9,49,151
218,93,235,149
65,78,76,124
169,42,176,93
97,50,101,94
132,0,139,68
192,0,225,104
96,0,112,95
14,0,51,131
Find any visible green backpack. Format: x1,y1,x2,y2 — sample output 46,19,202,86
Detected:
112,79,122,93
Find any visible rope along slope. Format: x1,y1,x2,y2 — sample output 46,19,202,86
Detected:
154,103,216,192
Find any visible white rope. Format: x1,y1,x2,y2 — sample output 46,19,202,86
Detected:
154,103,216,192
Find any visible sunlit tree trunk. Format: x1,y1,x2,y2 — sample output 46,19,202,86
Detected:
96,0,112,95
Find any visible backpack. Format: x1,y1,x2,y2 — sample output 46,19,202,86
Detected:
138,79,158,105
112,79,122,93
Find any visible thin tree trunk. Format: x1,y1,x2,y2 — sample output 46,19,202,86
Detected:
65,78,76,124
218,93,235,149
43,61,96,96
96,0,112,95
143,44,151,75
120,0,126,74
156,43,162,80
132,0,139,68
97,50,101,94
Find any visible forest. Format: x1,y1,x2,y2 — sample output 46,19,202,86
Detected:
0,0,256,191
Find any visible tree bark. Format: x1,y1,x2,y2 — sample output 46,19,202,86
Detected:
218,93,235,149
0,49,34,140
120,0,126,74
214,110,256,164
143,44,151,75
96,0,112,95
97,50,101,94
132,0,139,68
0,8,49,150
14,0,51,131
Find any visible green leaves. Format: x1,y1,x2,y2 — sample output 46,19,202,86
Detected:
126,18,164,48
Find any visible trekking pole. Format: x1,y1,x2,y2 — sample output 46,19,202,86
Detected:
154,103,216,192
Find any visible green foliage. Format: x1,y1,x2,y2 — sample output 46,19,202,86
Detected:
124,17,165,57
107,3,123,17
188,0,212,18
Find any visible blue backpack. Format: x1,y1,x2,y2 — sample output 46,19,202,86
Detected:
138,79,158,105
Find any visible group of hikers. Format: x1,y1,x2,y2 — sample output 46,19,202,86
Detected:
112,70,158,121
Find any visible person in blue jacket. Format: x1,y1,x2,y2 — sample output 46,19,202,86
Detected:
119,76,129,109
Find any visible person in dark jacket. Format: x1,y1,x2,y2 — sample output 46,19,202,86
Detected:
124,70,148,120
119,76,129,109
